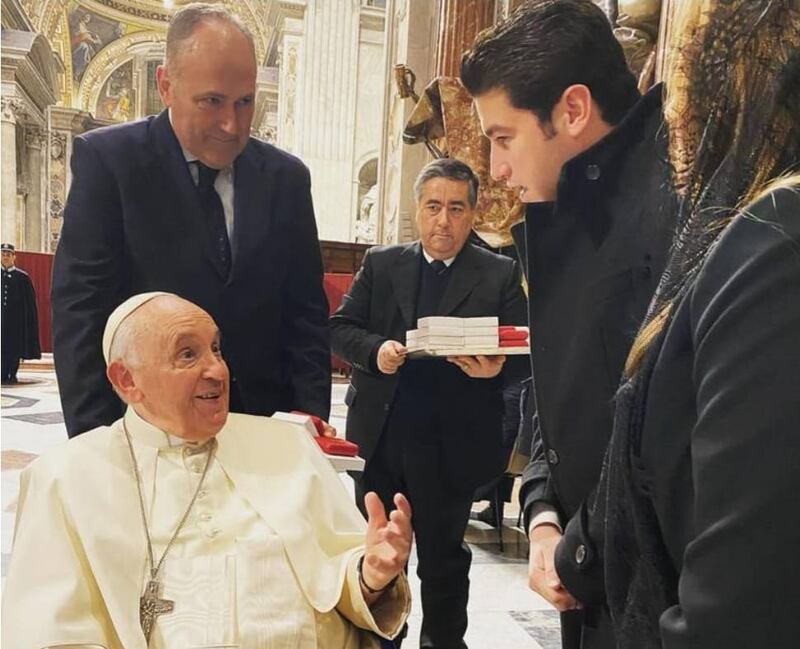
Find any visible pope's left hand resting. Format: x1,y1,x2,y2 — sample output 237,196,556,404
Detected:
361,492,413,601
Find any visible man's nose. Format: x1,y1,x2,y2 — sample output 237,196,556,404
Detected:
204,354,229,382
218,104,238,135
435,207,452,227
490,148,510,182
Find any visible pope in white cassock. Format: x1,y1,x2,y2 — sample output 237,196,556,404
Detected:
2,292,413,649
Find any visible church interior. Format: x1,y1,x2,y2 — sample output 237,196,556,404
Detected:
2,1,689,648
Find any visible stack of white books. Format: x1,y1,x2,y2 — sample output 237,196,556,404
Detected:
406,316,500,354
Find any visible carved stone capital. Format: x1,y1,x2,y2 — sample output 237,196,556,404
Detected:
24,124,46,148
1,96,25,123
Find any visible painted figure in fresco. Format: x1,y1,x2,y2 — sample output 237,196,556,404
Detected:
71,13,102,81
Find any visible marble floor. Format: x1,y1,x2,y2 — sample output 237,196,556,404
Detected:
1,359,560,648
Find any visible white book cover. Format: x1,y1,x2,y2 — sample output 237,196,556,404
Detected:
463,316,499,327
416,316,465,328
415,324,465,336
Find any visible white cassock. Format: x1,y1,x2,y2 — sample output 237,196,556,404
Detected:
2,408,410,649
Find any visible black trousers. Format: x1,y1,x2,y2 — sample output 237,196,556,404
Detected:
1,354,20,382
357,383,473,649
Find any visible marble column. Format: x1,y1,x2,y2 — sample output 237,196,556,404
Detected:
24,125,46,251
435,0,496,77
376,0,440,244
1,97,23,246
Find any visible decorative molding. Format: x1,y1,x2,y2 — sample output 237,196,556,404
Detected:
49,130,67,160
279,0,306,21
360,8,385,32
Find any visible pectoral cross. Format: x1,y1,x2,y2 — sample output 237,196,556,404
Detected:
140,579,174,643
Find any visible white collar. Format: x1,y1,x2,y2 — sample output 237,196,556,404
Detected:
421,248,456,267
124,405,214,450
167,108,231,172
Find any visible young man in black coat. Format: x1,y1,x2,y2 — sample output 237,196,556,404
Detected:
461,1,676,646
331,158,528,649
52,4,331,437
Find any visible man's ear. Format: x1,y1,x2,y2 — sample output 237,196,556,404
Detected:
107,361,141,403
156,64,173,107
554,84,594,138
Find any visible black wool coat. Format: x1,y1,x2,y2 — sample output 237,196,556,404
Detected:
559,185,800,649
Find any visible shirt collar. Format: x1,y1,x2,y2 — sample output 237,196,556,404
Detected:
2,266,16,272
167,108,232,173
421,248,456,267
124,405,209,450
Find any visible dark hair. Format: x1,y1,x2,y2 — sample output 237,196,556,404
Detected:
460,0,639,127
414,158,480,208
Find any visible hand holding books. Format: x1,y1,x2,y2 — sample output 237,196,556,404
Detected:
377,339,408,375
446,353,506,378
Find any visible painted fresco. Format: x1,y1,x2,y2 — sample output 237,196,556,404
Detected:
96,61,134,121
68,4,125,82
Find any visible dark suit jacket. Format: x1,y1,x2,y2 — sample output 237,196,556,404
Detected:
52,110,331,437
558,185,800,649
330,241,528,487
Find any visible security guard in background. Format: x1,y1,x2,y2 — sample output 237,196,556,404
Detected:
2,244,41,384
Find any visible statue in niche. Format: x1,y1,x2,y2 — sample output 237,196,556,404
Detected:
355,185,378,244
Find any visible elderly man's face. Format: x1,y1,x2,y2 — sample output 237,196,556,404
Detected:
131,302,229,441
415,177,475,260
156,20,256,169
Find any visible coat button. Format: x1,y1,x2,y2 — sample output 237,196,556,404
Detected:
383,403,390,412
575,544,587,565
586,164,601,181
547,448,560,465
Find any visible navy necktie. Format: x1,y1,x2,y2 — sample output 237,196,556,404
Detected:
196,162,231,275
430,259,447,276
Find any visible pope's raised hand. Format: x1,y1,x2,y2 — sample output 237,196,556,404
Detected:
362,492,413,592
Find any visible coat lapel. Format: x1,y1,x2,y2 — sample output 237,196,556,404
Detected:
147,111,230,281
230,144,275,283
438,243,482,315
390,242,422,328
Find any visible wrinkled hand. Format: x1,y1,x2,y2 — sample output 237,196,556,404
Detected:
377,340,408,375
446,354,506,378
528,525,580,611
362,492,413,592
320,420,337,438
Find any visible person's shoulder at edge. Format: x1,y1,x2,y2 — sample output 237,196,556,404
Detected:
80,113,154,149
700,183,800,272
20,421,120,481
689,182,800,315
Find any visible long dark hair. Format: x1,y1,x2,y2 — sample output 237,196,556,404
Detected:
625,0,800,376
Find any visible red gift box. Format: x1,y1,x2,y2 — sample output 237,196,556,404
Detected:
291,411,360,457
